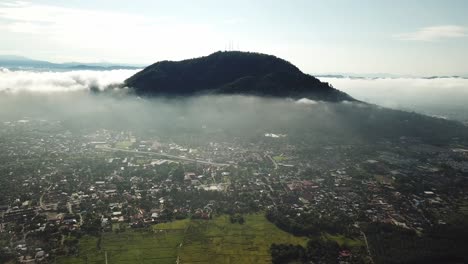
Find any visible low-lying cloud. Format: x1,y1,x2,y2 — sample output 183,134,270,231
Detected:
394,25,467,41
322,77,468,121
0,68,139,93
1,69,467,122
1,73,466,146
295,98,318,105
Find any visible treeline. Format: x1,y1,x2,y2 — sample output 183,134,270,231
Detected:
271,239,346,264
265,207,356,237
271,244,306,264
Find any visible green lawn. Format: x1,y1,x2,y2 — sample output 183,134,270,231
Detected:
273,155,287,162
323,233,364,248
57,214,307,264
115,141,133,149
57,229,183,264
175,214,307,263
155,218,191,230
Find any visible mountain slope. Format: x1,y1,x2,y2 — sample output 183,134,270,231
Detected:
124,51,353,101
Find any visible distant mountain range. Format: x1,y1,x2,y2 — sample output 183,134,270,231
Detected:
0,55,142,71
124,51,354,102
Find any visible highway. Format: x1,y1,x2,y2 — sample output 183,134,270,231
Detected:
99,147,231,167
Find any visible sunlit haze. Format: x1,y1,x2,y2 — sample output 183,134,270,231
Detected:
1,0,468,75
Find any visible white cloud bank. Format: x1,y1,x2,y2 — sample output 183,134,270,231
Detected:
1,68,467,122
0,69,139,93
322,77,468,121
394,25,467,41
296,98,318,105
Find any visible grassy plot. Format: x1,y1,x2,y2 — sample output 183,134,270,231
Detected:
155,218,191,230
273,155,287,162
57,214,307,264
323,233,364,248
176,214,307,264
115,141,133,149
57,229,183,264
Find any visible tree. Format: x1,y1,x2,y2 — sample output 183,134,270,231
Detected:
171,164,185,183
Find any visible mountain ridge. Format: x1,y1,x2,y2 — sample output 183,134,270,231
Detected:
0,55,141,70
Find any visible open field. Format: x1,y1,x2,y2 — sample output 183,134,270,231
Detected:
273,155,287,162
174,214,307,263
57,229,183,264
57,214,307,264
114,141,133,149
323,233,364,248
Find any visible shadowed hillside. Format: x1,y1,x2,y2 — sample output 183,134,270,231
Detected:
124,51,353,101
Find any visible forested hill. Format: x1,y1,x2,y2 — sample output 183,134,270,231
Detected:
124,51,353,102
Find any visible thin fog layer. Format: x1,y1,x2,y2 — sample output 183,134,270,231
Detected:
0,88,466,146
323,77,468,121
0,91,342,127
0,91,368,144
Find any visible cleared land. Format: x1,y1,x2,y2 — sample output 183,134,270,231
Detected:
114,141,133,149
57,214,307,264
273,155,287,162
323,233,363,248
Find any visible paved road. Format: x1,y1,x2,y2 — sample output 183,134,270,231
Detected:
360,230,374,264
39,184,53,210
67,202,73,214
267,154,278,170
99,147,231,166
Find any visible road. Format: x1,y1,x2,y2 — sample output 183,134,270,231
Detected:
99,147,231,166
360,230,374,264
211,172,217,184
267,154,278,170
263,175,277,206
67,202,73,214
39,184,53,210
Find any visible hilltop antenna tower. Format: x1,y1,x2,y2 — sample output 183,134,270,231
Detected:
225,40,239,51
224,40,239,51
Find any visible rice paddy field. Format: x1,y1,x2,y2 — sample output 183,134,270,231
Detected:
56,214,308,264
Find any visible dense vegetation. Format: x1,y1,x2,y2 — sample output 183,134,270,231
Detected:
271,239,367,264
266,207,357,237
124,51,352,101
365,220,468,264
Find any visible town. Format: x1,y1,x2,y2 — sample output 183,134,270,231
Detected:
0,118,467,263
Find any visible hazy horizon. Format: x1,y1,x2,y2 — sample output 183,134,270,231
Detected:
1,0,468,75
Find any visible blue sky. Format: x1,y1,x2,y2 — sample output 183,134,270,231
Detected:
0,0,467,75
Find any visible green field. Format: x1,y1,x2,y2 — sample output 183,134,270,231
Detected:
57,214,307,264
323,233,364,248
115,141,133,149
273,155,287,162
